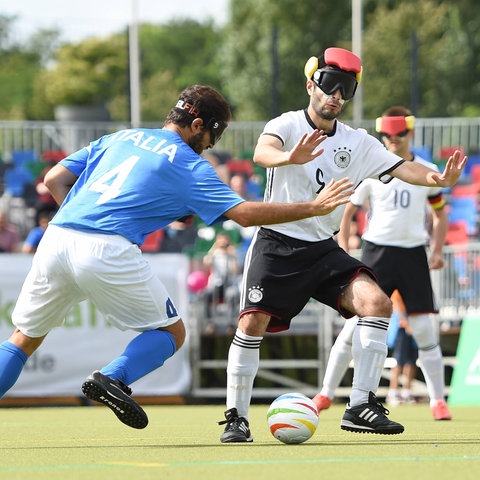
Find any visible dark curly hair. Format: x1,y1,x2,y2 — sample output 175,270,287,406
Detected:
164,85,231,127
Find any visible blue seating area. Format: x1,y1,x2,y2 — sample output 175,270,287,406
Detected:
3,150,39,198
447,196,478,236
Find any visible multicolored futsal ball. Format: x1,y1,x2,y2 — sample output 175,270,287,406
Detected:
267,392,319,444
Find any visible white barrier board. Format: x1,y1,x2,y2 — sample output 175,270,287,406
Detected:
0,253,191,397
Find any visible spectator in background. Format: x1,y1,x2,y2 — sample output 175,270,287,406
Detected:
0,210,21,253
34,150,66,213
159,217,198,253
22,208,56,254
229,173,259,201
386,290,418,406
203,152,230,184
203,231,240,320
347,217,362,251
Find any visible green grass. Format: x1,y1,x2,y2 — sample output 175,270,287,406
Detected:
1,403,479,480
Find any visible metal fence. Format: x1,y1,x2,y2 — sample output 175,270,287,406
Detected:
1,116,480,160
189,241,480,398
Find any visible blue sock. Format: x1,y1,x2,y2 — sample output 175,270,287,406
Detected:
100,330,176,385
0,341,28,398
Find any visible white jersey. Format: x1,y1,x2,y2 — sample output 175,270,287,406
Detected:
351,156,442,248
261,109,404,241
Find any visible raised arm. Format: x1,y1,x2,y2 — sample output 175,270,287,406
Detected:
224,177,354,227
391,149,467,188
429,205,448,270
253,130,328,168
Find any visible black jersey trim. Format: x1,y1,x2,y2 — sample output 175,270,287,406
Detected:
262,132,284,146
303,109,337,136
379,159,405,184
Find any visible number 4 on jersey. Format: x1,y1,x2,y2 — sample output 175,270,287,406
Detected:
89,155,140,205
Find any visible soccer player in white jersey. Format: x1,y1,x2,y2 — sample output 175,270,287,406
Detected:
314,106,452,421
0,85,355,429
218,48,466,442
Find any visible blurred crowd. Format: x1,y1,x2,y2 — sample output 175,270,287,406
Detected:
0,149,64,253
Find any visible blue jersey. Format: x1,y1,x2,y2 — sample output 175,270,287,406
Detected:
50,128,244,245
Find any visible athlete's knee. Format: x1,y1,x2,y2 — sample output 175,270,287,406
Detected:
344,275,392,318
238,311,269,337
162,319,186,350
409,314,437,349
8,329,45,357
355,291,392,318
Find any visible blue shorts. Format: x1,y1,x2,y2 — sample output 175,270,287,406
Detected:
393,328,418,366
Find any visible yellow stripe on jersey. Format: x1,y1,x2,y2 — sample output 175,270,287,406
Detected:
428,192,445,210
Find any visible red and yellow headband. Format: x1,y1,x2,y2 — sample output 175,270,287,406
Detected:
375,116,415,136
304,47,363,84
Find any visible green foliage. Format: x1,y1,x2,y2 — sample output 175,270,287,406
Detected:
140,71,179,122
0,50,39,119
32,19,222,122
2,1,480,121
41,36,128,107
362,0,469,117
139,20,222,90
220,0,353,120
0,15,58,119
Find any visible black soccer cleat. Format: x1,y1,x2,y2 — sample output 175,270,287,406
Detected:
218,407,253,443
82,370,148,429
341,391,404,435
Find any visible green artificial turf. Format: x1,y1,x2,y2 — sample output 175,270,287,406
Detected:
0,403,479,480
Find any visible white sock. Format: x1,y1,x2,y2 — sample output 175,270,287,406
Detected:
418,345,446,406
320,317,356,399
350,316,389,406
408,314,446,406
226,328,262,419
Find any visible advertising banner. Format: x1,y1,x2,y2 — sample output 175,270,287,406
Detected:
449,316,480,405
0,253,192,398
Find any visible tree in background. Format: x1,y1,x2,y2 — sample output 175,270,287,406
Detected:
34,20,222,122
136,20,223,121
1,1,480,121
0,15,60,119
219,0,351,120
362,0,469,118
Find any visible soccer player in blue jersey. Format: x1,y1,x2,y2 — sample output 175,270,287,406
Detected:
0,85,354,429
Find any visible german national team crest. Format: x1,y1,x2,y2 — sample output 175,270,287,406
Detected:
333,148,352,168
248,285,264,303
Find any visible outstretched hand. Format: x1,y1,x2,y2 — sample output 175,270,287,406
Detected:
313,177,354,216
288,130,328,165
430,149,468,187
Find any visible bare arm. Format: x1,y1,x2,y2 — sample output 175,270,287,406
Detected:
337,201,359,252
44,164,79,206
224,177,354,227
391,149,467,187
253,130,327,168
429,206,448,270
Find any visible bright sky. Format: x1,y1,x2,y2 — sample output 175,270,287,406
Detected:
2,0,230,43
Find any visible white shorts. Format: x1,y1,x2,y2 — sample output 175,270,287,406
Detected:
12,225,180,337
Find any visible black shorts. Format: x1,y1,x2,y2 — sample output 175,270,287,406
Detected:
240,228,376,332
361,241,438,315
